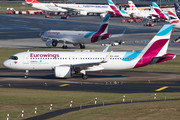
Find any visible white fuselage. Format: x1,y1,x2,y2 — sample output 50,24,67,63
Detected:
3,51,141,71
41,30,100,44
31,3,112,14
132,10,157,19
31,3,67,12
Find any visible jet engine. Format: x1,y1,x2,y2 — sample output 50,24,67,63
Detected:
79,11,87,16
45,40,58,47
54,66,74,78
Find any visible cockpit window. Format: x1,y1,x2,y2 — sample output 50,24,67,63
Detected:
9,56,18,60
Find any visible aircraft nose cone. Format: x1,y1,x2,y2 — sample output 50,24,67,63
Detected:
3,60,9,68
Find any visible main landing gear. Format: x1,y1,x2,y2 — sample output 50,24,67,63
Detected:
24,70,29,79
62,42,67,49
79,44,85,49
81,70,88,79
62,45,67,49
82,73,88,79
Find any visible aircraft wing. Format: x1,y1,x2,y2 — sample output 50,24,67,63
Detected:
73,51,112,72
60,6,81,12
56,51,112,72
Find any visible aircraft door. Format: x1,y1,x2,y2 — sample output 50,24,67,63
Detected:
23,53,29,64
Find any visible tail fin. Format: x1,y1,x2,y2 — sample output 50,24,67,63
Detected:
174,3,180,17
26,0,40,3
108,0,129,17
142,24,173,56
168,10,179,24
128,1,139,13
134,24,173,68
108,0,119,11
97,14,110,33
152,2,168,20
108,0,122,16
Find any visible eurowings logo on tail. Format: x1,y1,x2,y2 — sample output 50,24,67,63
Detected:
84,14,110,43
133,24,174,68
108,0,129,17
152,2,168,20
108,0,122,16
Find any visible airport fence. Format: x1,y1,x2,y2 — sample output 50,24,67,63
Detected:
4,93,180,120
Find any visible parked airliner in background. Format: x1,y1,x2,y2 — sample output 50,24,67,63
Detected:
152,2,169,20
3,24,176,79
23,0,112,16
128,1,156,19
23,0,67,12
40,14,125,49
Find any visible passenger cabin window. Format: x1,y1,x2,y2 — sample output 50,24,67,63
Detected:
9,56,18,60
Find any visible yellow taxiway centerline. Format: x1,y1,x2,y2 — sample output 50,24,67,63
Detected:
59,84,70,87
155,86,169,91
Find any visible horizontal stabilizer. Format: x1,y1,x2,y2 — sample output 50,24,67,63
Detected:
103,45,110,52
111,29,126,38
150,54,176,64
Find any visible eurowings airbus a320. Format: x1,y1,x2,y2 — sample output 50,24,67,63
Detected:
3,24,176,79
40,14,125,49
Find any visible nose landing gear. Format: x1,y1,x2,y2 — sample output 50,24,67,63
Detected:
24,70,29,79
80,44,85,49
82,73,88,79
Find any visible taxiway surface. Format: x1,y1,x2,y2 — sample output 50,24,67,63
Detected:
0,14,180,55
0,69,180,93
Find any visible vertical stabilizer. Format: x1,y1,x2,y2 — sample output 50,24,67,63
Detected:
174,3,180,17
97,14,110,33
152,2,168,20
134,24,173,68
168,10,179,24
108,0,122,16
128,1,139,13
142,24,173,56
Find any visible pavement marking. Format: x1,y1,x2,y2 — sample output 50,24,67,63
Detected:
59,84,70,87
155,86,169,91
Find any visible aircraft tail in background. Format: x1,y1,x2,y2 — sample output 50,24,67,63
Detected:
128,1,139,13
152,2,168,20
168,10,179,24
108,0,130,17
